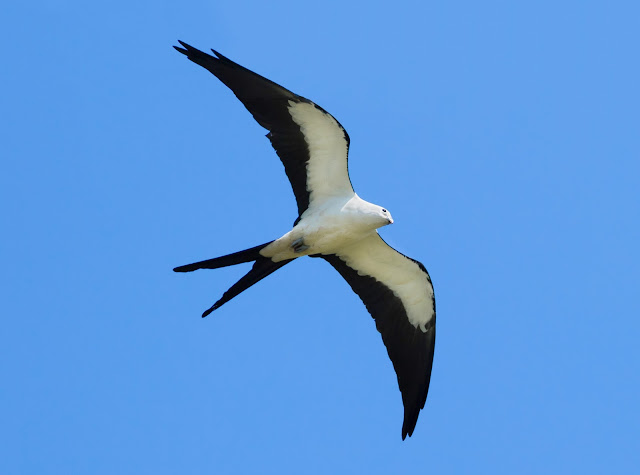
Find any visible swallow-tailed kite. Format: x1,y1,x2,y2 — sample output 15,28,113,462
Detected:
173,41,436,439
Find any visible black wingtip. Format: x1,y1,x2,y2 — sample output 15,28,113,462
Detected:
401,424,414,440
174,42,229,64
174,40,197,56
210,49,230,62
401,407,420,440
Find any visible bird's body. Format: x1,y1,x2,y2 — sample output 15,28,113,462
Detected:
263,194,391,262
173,41,436,439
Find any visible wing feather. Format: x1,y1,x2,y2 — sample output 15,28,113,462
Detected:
174,42,353,216
321,233,436,439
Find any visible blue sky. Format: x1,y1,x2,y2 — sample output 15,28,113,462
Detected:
2,1,639,473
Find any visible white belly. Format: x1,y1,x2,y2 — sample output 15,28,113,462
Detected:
259,195,384,262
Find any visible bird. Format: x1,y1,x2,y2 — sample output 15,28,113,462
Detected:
173,41,436,440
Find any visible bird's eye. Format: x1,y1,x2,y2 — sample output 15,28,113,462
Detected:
382,209,387,213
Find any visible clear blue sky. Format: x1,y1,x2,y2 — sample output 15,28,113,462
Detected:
2,1,639,473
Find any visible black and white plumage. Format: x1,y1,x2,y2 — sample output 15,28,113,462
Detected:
173,41,436,440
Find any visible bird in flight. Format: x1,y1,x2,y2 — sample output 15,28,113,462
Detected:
173,41,436,439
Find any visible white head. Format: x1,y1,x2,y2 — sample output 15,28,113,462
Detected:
379,206,394,226
342,195,394,230
363,202,394,229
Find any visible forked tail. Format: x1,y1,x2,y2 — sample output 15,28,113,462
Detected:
174,241,293,317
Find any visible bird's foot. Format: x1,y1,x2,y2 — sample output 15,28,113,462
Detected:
291,237,309,253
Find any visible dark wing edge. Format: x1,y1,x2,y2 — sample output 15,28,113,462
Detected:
173,41,351,217
320,251,436,440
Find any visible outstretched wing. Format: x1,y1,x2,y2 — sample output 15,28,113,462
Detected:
174,41,354,217
321,233,436,439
